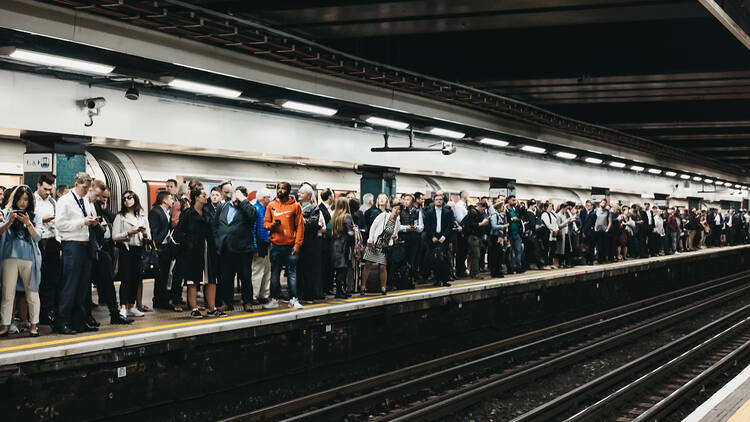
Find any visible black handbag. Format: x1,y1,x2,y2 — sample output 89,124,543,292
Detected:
140,241,160,279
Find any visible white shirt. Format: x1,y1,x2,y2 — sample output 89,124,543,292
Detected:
56,191,94,242
454,200,468,224
434,206,442,235
34,191,57,240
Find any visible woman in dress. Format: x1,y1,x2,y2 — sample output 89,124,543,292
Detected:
174,187,224,318
113,191,151,319
0,185,42,337
360,199,402,295
330,197,355,299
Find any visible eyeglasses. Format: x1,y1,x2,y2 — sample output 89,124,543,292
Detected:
123,195,133,200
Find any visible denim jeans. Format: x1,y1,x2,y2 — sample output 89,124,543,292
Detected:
270,244,299,299
510,233,524,271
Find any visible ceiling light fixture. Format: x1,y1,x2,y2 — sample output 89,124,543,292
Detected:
279,100,337,115
665,171,677,177
584,157,603,164
647,169,662,175
609,161,626,168
479,137,510,147
521,145,546,154
680,174,690,179
693,176,702,182
428,127,465,139
735,184,742,188
166,78,243,98
704,179,713,184
724,182,732,186
555,152,577,159
364,116,409,130
630,165,645,172
0,47,115,74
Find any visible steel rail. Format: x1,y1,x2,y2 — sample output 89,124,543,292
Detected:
374,280,750,422
243,273,750,422
513,304,750,422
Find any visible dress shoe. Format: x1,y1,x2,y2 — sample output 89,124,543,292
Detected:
442,281,452,287
81,324,99,332
86,315,100,327
56,325,77,335
110,313,134,325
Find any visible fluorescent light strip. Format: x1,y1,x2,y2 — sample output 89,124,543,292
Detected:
168,79,243,98
555,152,577,159
693,176,703,182
281,100,337,116
704,179,713,184
521,145,546,154
609,161,626,168
429,127,465,139
584,157,603,164
735,184,742,188
630,165,645,172
365,116,409,130
479,138,510,147
648,168,662,175
9,48,114,74
665,171,677,177
680,174,691,179
724,182,732,186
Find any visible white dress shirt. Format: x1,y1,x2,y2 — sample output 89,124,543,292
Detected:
56,191,94,242
454,200,468,224
34,191,57,240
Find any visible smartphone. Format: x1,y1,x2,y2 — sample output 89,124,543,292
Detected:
96,216,103,221
275,219,281,225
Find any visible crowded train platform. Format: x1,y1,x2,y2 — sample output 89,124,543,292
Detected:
0,175,748,339
3,1,750,420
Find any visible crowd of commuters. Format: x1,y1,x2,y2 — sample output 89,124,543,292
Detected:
0,177,748,338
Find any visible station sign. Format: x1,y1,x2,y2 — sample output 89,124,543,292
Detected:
23,153,54,173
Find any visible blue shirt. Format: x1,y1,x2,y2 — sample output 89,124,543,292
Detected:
253,202,269,248
2,229,36,262
226,204,237,225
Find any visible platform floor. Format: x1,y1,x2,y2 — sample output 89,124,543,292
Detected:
683,363,750,422
0,245,746,365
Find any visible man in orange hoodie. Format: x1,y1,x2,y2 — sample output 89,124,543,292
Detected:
263,181,305,309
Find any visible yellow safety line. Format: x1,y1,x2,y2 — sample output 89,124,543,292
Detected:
0,303,330,353
728,396,750,422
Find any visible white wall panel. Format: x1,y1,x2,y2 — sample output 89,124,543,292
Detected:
0,69,747,205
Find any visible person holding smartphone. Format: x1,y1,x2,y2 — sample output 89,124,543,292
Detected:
113,190,151,320
0,185,43,337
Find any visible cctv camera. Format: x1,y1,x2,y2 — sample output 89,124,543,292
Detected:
441,141,456,156
85,97,106,109
125,86,139,101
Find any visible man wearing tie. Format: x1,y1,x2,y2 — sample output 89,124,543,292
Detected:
54,172,100,334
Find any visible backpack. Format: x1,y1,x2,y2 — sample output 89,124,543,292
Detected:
350,223,365,262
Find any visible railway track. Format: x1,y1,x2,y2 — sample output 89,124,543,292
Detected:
218,271,750,422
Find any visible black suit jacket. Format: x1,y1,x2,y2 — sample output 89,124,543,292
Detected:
212,199,258,254
148,206,171,246
424,206,454,240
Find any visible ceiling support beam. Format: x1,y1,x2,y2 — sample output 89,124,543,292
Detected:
699,0,750,50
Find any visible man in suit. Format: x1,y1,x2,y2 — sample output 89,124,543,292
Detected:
212,186,258,312
148,190,174,309
424,191,454,286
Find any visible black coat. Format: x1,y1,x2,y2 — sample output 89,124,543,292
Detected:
148,206,171,246
212,199,258,254
424,206,454,240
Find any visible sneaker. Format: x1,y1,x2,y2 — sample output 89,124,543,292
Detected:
8,322,19,334
262,298,279,309
127,307,145,317
119,307,128,320
18,321,31,332
190,309,203,319
289,297,303,310
206,309,228,318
